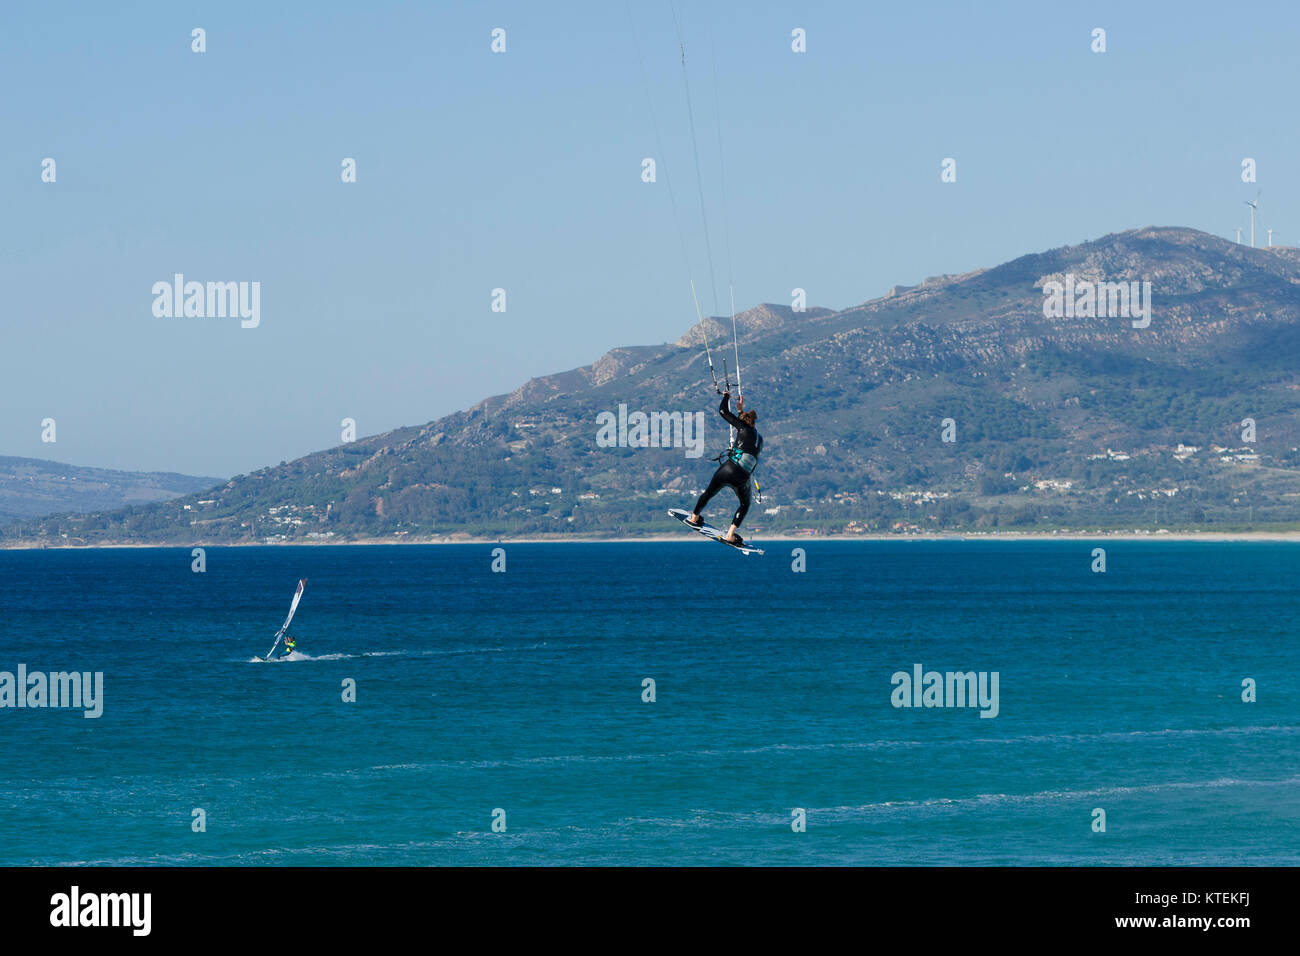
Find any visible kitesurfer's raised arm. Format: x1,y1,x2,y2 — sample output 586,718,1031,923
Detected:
719,391,744,429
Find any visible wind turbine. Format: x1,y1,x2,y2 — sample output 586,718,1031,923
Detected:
1268,228,1273,247
1236,227,1242,244
1244,191,1260,248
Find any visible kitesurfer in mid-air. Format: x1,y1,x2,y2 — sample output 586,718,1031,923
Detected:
686,390,762,545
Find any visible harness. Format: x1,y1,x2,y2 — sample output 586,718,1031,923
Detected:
713,432,762,503
728,447,758,474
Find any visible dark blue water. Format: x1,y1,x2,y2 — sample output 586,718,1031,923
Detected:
1,541,1296,865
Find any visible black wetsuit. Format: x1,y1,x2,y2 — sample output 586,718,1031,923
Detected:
692,394,763,528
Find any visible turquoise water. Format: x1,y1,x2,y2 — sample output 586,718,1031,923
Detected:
1,541,1296,865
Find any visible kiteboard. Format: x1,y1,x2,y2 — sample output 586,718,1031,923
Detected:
667,508,764,555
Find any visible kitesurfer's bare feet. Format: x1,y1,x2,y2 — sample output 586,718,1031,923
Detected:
686,513,702,526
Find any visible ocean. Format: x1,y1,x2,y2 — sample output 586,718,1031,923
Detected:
1,540,1296,865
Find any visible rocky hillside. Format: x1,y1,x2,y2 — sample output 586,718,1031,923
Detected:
8,226,1300,543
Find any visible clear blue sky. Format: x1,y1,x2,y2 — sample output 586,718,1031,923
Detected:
2,0,1294,476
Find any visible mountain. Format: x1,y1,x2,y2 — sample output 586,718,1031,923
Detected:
0,457,224,531
7,225,1300,545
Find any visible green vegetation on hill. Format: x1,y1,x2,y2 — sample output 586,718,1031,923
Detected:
7,227,1300,545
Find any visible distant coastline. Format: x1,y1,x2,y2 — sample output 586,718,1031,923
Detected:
6,530,1300,549
12,228,1300,548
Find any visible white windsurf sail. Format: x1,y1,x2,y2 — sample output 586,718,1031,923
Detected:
265,578,307,659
